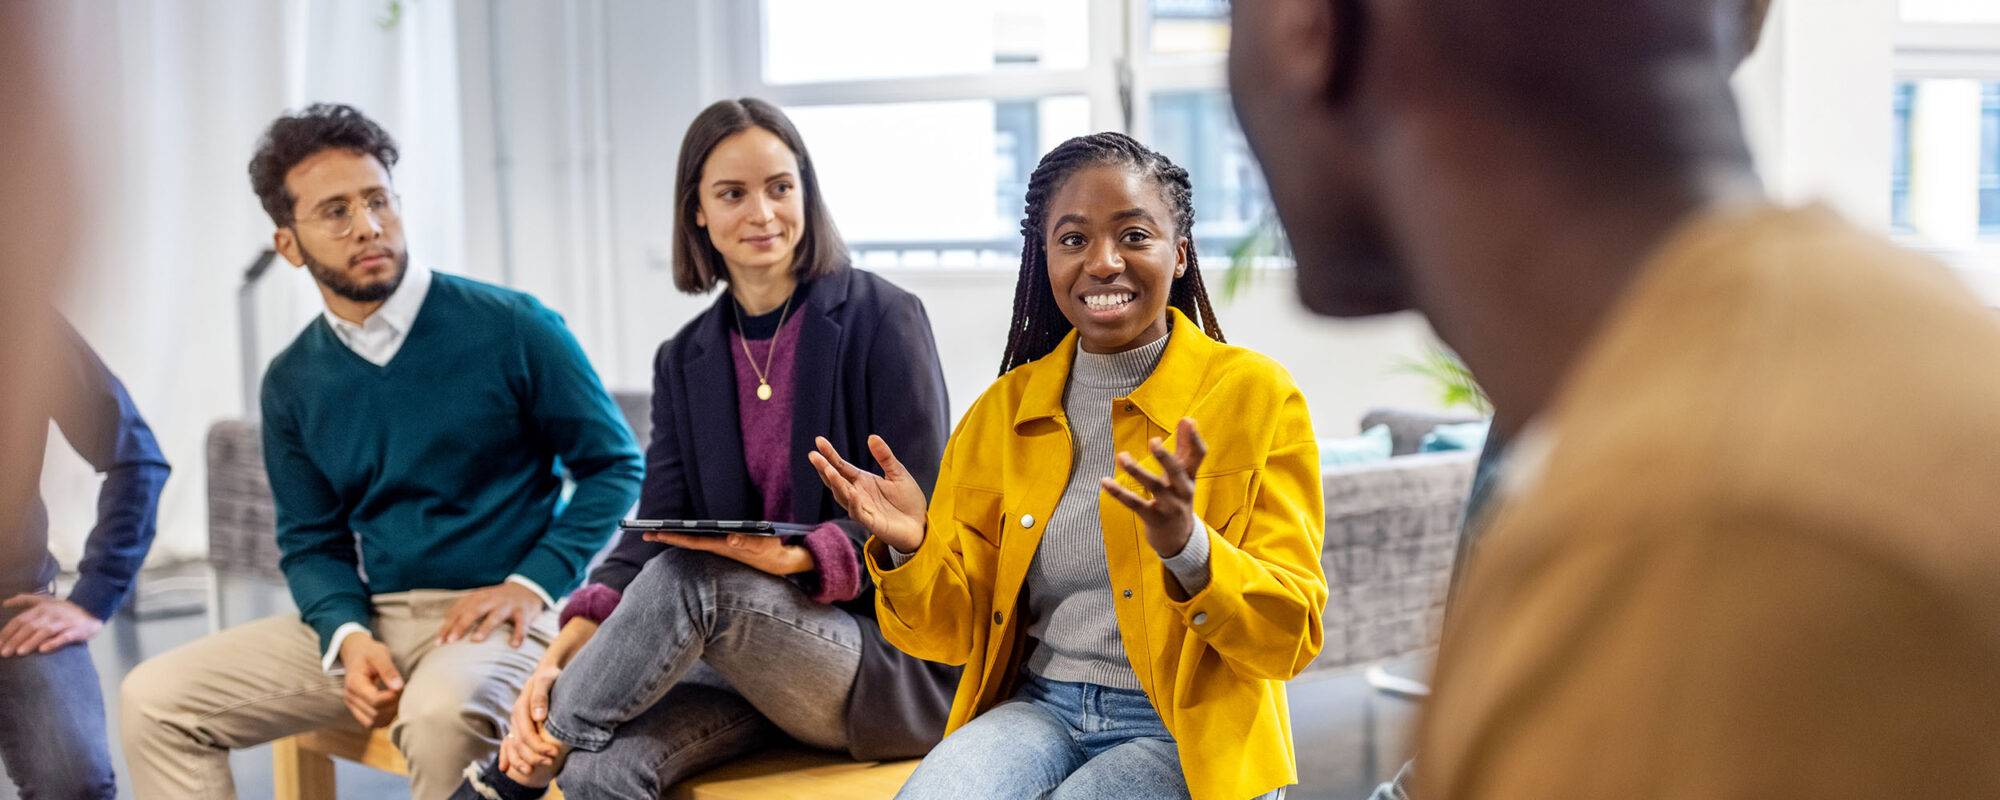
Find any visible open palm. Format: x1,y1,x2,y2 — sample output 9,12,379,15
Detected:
810,435,930,552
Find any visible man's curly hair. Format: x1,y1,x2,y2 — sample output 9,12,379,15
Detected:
247,103,399,227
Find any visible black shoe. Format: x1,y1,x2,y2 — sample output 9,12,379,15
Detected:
451,758,550,800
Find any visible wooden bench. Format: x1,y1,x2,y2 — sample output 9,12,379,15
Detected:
274,726,918,799
272,726,566,800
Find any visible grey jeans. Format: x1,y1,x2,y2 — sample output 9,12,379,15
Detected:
542,548,864,798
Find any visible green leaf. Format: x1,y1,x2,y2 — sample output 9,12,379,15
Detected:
1391,346,1491,414
377,1,404,31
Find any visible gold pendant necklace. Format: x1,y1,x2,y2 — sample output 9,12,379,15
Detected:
735,291,793,402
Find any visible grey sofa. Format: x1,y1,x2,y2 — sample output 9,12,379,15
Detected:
1306,408,1480,676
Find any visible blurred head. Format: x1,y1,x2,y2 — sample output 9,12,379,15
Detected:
1227,0,1761,318
0,3,76,529
249,103,408,304
1735,0,1772,64
673,98,847,294
999,132,1223,374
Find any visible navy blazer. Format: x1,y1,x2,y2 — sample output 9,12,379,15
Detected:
5,316,169,621
589,266,959,760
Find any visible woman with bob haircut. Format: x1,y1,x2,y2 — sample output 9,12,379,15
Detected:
452,97,958,799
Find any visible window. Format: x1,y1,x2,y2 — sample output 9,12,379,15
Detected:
1149,0,1230,55
783,97,1092,268
1150,89,1270,243
1982,83,1999,233
1901,0,2000,25
1893,82,1915,232
725,0,1271,268
1892,4,2000,248
760,1,1089,85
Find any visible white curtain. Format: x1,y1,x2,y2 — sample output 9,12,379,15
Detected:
37,0,465,566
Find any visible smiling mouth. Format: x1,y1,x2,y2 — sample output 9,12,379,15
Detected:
1083,292,1135,313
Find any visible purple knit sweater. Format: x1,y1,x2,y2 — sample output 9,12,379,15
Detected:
561,304,860,628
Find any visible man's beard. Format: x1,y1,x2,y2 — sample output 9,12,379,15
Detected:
299,240,409,304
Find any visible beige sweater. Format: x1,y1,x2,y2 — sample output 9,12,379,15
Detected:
1416,205,2000,798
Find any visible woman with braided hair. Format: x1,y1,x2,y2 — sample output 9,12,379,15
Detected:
812,132,1326,800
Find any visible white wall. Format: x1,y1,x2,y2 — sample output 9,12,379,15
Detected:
1734,0,1898,226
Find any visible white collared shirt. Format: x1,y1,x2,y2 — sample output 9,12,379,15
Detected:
322,261,433,366
315,263,554,672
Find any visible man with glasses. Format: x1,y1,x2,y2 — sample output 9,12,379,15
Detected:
120,104,643,800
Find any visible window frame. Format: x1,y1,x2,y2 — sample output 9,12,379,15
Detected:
1892,16,2000,279
718,0,1245,270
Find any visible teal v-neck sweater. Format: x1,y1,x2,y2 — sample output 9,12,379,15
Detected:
260,273,643,653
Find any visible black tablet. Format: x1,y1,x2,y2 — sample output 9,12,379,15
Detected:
619,519,817,537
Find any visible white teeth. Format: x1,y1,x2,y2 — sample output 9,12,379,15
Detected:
1085,293,1134,309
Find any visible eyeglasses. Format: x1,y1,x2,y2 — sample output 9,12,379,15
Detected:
296,192,401,238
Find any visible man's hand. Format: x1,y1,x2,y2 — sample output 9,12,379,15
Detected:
435,582,545,648
0,594,104,657
642,532,815,575
338,633,404,728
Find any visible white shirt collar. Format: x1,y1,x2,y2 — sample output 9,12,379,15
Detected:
322,262,433,366
323,261,431,333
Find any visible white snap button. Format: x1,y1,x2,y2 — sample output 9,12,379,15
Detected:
1020,514,1035,528
1192,612,1208,626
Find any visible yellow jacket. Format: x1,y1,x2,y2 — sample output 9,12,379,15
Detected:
867,309,1327,800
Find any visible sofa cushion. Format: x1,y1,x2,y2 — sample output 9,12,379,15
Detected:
1419,420,1491,453
1320,424,1394,467
1359,408,1485,456
1309,452,1477,676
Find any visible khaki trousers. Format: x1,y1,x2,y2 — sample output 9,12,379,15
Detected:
119,589,555,800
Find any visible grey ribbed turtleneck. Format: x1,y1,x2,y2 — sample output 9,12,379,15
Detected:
1022,330,1212,689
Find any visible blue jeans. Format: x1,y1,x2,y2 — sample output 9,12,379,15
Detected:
899,673,1281,800
0,638,116,799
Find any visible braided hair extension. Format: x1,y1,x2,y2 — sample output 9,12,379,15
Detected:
998,132,1225,376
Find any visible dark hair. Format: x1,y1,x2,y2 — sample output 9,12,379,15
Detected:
673,98,848,294
248,103,399,227
998,132,1223,375
1738,0,1772,63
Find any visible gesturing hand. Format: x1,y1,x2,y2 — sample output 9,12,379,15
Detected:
338,633,404,729
0,594,104,657
434,582,544,648
642,531,814,575
809,435,929,553
1101,417,1209,558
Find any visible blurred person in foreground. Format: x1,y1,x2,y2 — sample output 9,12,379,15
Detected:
0,7,151,799
0,7,74,547
1229,0,2000,796
1,318,169,800
1366,1,1775,797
